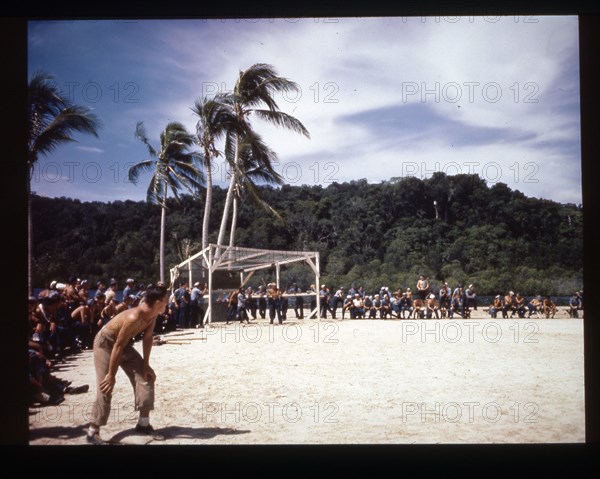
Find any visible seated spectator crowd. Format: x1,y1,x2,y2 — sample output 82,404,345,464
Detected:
28,276,172,407
169,277,584,325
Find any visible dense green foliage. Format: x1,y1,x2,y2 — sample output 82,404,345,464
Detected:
31,173,583,296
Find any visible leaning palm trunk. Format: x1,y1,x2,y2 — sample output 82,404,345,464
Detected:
159,181,167,283
229,193,238,248
201,153,213,251
216,134,240,254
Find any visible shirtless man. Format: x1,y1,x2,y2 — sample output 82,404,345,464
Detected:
86,284,168,445
416,275,429,301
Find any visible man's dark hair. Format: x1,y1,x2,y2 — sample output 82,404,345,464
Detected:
143,284,168,306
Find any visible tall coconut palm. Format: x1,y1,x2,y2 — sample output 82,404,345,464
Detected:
128,121,204,283
225,131,285,248
191,93,240,251
27,70,101,295
216,63,310,253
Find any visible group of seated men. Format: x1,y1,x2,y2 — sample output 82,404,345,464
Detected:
320,283,584,320
320,283,478,319
487,290,584,319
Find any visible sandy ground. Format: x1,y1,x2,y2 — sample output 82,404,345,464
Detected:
28,307,585,445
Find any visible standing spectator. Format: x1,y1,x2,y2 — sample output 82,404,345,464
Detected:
347,285,357,298
236,287,249,324
319,284,332,319
123,279,136,301
287,283,304,319
267,283,283,325
175,282,191,328
451,285,465,318
190,282,202,328
416,275,430,301
105,279,118,304
331,286,345,319
379,286,391,303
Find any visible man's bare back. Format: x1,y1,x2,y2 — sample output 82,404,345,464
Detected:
103,304,157,340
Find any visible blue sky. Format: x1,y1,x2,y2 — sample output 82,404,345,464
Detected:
28,16,582,204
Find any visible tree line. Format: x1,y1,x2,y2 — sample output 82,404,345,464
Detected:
31,172,583,296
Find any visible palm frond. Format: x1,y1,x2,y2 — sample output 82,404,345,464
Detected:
31,105,101,159
135,122,157,157
128,159,156,184
240,177,286,222
252,109,310,138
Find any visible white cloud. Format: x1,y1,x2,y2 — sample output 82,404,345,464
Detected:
76,146,104,154
28,16,582,204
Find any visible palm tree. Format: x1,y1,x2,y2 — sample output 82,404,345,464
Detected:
225,131,285,248
128,121,204,283
191,93,240,251
27,70,101,295
216,63,310,253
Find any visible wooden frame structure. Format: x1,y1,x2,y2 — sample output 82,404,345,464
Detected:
169,244,321,324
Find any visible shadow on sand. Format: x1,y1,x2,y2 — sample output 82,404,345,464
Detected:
29,424,251,444
109,425,252,444
28,424,88,442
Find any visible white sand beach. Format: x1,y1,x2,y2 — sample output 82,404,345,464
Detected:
28,307,585,445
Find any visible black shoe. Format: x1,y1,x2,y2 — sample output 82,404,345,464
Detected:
86,432,108,445
134,424,165,441
66,385,89,394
